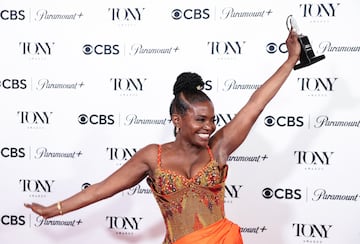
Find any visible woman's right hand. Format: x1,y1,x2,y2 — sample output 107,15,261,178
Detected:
286,30,301,63
24,202,52,219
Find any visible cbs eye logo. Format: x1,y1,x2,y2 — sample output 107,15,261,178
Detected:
78,114,115,125
81,183,91,190
262,187,302,200
82,44,120,55
82,45,92,55
171,9,182,20
171,9,210,20
266,42,287,54
262,188,274,199
264,116,276,126
264,116,304,127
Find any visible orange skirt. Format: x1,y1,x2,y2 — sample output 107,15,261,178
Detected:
173,218,243,244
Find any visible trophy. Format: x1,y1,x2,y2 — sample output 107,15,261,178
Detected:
287,15,325,70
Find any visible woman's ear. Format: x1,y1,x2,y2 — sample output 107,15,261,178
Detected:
171,114,182,136
171,113,180,127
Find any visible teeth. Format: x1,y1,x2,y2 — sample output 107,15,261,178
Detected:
198,133,209,139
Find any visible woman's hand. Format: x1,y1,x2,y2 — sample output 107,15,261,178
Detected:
286,30,301,63
24,202,53,219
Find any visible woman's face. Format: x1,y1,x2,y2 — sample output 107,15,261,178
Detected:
179,101,216,147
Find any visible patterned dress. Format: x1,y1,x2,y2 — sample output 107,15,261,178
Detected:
147,145,239,244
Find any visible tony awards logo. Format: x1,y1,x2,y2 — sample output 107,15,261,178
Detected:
287,15,325,70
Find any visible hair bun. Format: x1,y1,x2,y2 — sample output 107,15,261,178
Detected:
173,72,204,95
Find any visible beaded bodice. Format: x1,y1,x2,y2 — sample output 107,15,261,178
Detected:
147,145,228,244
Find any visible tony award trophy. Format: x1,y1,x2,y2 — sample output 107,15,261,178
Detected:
287,15,325,70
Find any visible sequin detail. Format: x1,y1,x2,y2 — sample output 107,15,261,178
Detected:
147,145,228,244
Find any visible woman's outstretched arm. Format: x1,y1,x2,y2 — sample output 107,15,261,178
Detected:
210,30,301,161
24,144,157,219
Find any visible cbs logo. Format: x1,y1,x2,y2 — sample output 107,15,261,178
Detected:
83,44,120,55
171,9,210,20
0,10,25,20
266,42,287,54
0,79,26,89
264,116,304,127
1,215,25,225
78,114,115,125
1,147,25,158
262,187,302,200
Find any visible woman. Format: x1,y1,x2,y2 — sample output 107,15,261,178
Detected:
25,30,301,243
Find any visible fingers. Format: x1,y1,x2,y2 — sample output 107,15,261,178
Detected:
25,203,42,217
291,30,299,39
24,202,41,213
287,29,298,41
24,203,32,209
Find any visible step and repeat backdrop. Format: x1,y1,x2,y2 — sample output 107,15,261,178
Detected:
1,0,359,243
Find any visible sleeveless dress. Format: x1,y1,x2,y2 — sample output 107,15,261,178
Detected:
147,145,243,244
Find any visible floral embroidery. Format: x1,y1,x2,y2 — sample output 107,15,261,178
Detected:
147,145,228,243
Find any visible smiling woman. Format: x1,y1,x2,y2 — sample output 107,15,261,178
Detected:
24,30,301,244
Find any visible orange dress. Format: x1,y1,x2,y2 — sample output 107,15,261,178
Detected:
147,145,243,244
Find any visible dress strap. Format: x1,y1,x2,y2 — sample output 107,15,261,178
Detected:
207,145,214,161
157,144,162,166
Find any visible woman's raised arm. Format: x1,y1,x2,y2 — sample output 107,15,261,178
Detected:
210,30,301,161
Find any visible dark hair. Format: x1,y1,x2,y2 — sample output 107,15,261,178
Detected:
169,72,212,135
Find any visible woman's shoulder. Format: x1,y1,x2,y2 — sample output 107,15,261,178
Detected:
138,142,174,158
132,144,159,171
138,143,159,156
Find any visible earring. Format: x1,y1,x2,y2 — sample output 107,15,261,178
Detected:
176,127,180,134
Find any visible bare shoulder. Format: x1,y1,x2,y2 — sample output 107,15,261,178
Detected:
135,143,159,168
138,143,158,155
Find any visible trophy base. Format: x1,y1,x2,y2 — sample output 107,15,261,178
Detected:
294,54,325,70
293,34,325,70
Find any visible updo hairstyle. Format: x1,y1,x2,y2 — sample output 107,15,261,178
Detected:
169,72,212,135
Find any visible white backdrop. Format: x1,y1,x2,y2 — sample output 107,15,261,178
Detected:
1,0,359,243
